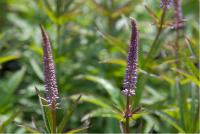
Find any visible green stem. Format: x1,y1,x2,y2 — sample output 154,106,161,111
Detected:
50,99,57,133
125,96,130,133
51,108,56,133
174,28,180,70
143,2,168,69
57,25,61,53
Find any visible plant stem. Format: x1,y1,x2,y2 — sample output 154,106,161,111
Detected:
51,109,56,133
125,96,130,133
174,29,180,64
143,3,168,68
50,100,57,133
57,25,61,53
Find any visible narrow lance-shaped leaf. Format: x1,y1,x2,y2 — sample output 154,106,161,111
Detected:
40,25,59,110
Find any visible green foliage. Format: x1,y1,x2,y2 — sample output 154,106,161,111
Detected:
0,110,22,132
0,0,199,133
0,67,26,113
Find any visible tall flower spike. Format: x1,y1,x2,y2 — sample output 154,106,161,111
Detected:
160,0,173,9
122,18,138,96
40,25,59,109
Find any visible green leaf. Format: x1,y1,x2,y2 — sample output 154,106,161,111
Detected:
57,12,80,25
57,4,81,25
30,59,44,80
7,67,26,93
172,68,200,87
90,0,109,16
144,5,159,23
133,74,147,108
63,0,74,10
75,75,122,108
82,108,123,121
0,110,22,132
176,79,188,130
100,59,160,79
99,59,126,66
40,99,53,133
184,57,199,79
130,112,149,121
17,123,41,133
36,87,51,133
143,115,159,133
0,67,26,112
38,0,57,24
64,126,89,134
98,31,127,55
189,84,199,132
70,94,111,109
154,110,185,133
0,55,19,64
111,1,133,18
57,95,81,133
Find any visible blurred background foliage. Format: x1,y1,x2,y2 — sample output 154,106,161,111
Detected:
0,0,199,133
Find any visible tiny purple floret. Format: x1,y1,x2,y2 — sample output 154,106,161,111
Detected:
160,0,173,9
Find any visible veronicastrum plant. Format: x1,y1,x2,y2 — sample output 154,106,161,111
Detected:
17,26,88,133
5,0,198,133
121,18,140,133
71,18,144,133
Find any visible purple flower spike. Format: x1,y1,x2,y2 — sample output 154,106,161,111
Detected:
122,18,138,97
40,25,59,109
160,0,173,9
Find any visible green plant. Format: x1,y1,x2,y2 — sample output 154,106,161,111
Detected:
17,26,88,133
0,0,198,133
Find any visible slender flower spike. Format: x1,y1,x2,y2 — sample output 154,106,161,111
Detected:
40,25,59,109
160,0,173,9
122,19,138,97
